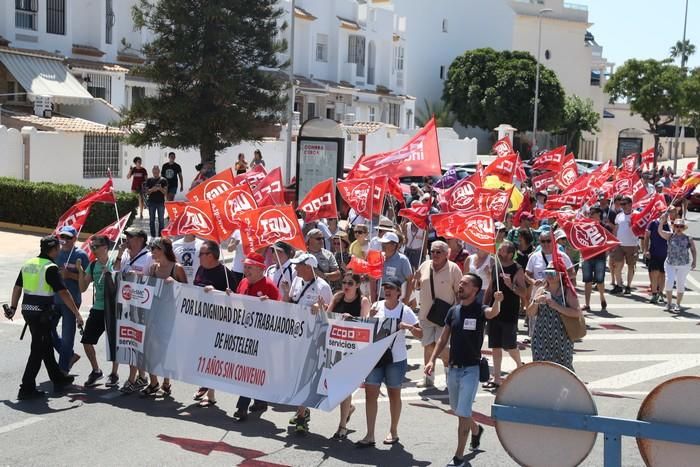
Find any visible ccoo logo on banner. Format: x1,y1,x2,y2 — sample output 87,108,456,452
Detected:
119,282,155,309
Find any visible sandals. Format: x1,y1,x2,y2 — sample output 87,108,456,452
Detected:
581,305,591,312
355,439,375,448
482,380,501,389
193,387,207,401
198,398,217,408
383,435,400,445
161,383,172,396
141,383,160,396
332,427,348,440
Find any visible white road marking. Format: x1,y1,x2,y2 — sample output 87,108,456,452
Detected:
581,303,700,309
582,333,700,340
586,317,700,323
351,390,653,404
588,356,700,389
0,417,43,435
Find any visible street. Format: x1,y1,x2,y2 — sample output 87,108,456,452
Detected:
1,216,699,467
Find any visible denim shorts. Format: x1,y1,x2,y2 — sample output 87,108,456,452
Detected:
582,257,606,284
365,359,408,389
447,365,480,418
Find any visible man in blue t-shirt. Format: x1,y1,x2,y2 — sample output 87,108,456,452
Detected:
643,207,677,304
53,226,89,372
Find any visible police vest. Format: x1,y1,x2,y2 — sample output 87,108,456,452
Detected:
21,257,57,311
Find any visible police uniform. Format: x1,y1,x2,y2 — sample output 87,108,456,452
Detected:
16,251,73,397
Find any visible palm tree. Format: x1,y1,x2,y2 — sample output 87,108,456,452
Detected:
415,99,456,127
670,39,696,67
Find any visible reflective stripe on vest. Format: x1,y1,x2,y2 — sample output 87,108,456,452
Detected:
21,257,56,297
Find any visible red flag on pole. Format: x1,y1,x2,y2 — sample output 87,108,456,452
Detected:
550,228,576,295
186,168,236,202
347,250,384,279
620,153,638,173
640,148,654,169
55,199,93,233
532,171,558,193
492,136,514,156
440,172,482,212
386,177,406,206
80,213,131,261
237,205,306,255
298,178,338,222
337,177,385,218
560,220,620,261
85,178,117,204
544,187,591,209
431,211,496,253
161,200,222,242
531,146,566,171
482,153,517,184
474,187,512,219
398,203,432,230
208,185,258,239
554,153,578,190
252,167,284,205
233,164,267,189
630,196,666,237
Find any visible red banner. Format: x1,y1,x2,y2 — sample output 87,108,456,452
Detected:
252,167,284,205
298,178,338,222
555,153,578,190
630,198,665,238
347,117,441,178
440,172,482,212
492,136,513,157
483,153,517,184
186,168,235,202
532,171,557,193
560,220,620,261
337,177,385,219
398,203,432,230
80,214,131,261
544,187,591,209
208,184,258,238
620,153,638,173
237,205,305,255
162,200,222,242
532,146,566,171
474,187,512,220
431,211,496,254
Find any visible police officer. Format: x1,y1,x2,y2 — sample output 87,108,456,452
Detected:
8,235,84,400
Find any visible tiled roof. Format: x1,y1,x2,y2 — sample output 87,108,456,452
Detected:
343,121,394,135
337,16,362,31
72,44,105,57
67,57,129,73
295,6,317,21
1,107,123,134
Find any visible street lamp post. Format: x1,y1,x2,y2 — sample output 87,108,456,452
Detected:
532,8,552,158
284,0,296,184
672,0,689,174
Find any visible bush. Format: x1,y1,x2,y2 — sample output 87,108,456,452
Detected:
0,177,138,233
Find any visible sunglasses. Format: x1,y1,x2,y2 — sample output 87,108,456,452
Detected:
342,280,356,286
59,235,74,240
150,245,162,250
544,270,558,277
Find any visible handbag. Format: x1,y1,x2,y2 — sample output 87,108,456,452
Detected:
426,268,452,326
479,357,490,382
561,313,587,341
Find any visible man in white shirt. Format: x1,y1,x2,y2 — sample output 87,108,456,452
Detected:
172,234,203,284
525,232,574,284
611,195,638,295
116,227,153,275
265,241,296,289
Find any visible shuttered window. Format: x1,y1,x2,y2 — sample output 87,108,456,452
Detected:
47,0,66,35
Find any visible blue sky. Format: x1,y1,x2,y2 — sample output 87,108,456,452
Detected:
579,0,699,69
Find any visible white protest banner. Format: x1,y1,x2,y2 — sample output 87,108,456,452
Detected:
115,276,395,411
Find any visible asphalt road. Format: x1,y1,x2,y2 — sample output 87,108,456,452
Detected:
1,214,700,466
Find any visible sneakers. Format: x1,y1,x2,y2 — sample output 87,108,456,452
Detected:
417,376,434,388
141,383,160,396
658,294,666,304
470,424,484,451
672,304,681,313
446,456,465,467
650,293,659,304
294,408,311,433
119,380,137,394
623,286,632,295
105,373,119,388
611,285,623,294
84,369,104,387
54,374,75,393
17,388,47,401
249,401,268,412
134,375,148,389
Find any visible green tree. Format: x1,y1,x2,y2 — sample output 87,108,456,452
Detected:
120,0,288,167
670,39,696,67
442,48,565,133
560,95,600,155
415,99,456,127
605,59,686,168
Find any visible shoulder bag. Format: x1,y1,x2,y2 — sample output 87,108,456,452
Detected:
426,266,453,326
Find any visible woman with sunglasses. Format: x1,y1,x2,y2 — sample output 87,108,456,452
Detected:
326,272,371,439
657,215,697,312
349,226,369,260
141,238,187,396
526,265,581,371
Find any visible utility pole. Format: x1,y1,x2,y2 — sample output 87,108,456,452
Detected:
531,8,552,158
284,0,296,184
672,0,689,174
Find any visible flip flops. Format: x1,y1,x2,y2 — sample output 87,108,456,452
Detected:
482,380,501,389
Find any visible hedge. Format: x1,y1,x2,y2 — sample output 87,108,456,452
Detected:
0,177,138,233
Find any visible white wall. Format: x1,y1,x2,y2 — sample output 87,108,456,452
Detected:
0,125,23,178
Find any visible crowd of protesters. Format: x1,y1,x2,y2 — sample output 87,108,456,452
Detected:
8,143,700,467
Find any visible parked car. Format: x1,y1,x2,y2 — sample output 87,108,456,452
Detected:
688,186,700,211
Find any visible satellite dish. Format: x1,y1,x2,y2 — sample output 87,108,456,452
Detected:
637,376,700,467
495,361,598,466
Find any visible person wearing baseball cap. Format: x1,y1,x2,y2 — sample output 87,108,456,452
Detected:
232,252,281,421
282,251,332,433
356,276,421,448
376,231,413,303
9,235,83,400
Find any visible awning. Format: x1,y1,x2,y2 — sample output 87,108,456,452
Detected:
0,50,93,105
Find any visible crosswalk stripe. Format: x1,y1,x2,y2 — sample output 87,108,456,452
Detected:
580,333,700,340
586,317,700,323
588,357,700,389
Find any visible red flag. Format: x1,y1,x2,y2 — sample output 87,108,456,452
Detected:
550,226,576,295
347,117,441,178
84,178,117,204
640,148,654,168
631,196,666,237
252,167,284,205
55,199,93,233
386,177,405,206
514,153,527,181
680,162,697,181
234,164,267,189
492,136,513,156
208,184,258,238
532,146,566,171
432,211,496,254
533,208,579,224
347,250,384,279
636,192,667,213
560,220,620,261
186,168,236,202
544,187,591,209
440,172,482,212
512,191,532,227
398,203,432,230
81,214,131,261
162,200,222,242
612,172,641,197
532,171,558,193
298,178,338,222
237,205,305,255
337,177,385,219
165,201,188,223
483,153,517,184
620,153,638,173
555,153,578,190
474,187,512,220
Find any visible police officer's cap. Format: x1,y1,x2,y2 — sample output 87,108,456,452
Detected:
40,235,60,251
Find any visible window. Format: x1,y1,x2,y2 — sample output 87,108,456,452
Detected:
442,18,448,32
85,73,112,102
307,102,316,119
46,0,65,35
83,133,121,178
326,107,334,119
106,0,115,44
131,86,145,106
388,103,400,126
5,81,27,102
393,46,404,71
15,0,38,30
590,70,601,86
369,106,376,122
348,35,366,77
439,65,445,80
315,33,328,62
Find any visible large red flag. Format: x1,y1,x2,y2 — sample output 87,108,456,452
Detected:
165,201,188,222
620,153,638,173
640,148,654,169
186,168,236,202
398,203,432,230
234,164,267,189
81,213,131,261
162,200,222,242
482,153,517,184
298,178,338,222
630,197,666,237
635,192,667,213
84,178,117,204
560,220,620,261
237,204,305,255
474,187,512,220
532,146,566,171
347,117,441,178
431,211,496,254
555,153,578,190
492,136,513,156
544,187,591,209
208,184,258,239
337,177,385,218
440,172,482,212
55,199,93,234
252,167,284,205
532,171,557,193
